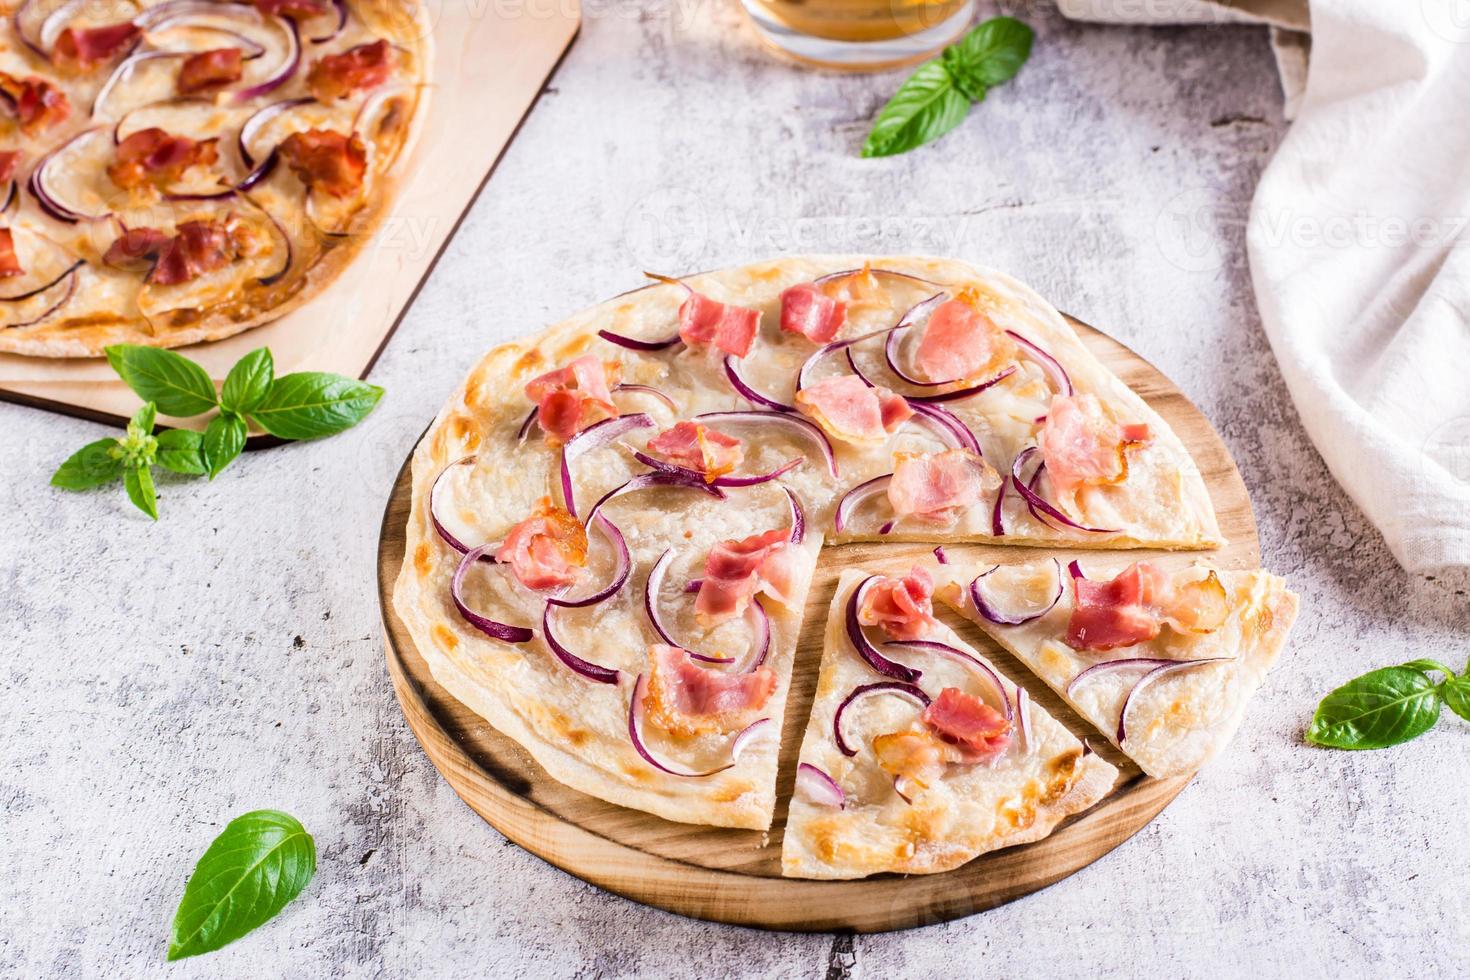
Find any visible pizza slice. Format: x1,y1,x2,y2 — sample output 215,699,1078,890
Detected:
934,557,1299,778
781,568,1118,879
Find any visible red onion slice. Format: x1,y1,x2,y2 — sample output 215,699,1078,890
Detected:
1017,687,1033,753
643,549,733,665
833,680,930,757
834,474,892,533
627,672,773,777
427,455,487,556
990,470,1007,536
541,604,619,684
450,544,533,643
134,1,265,29
883,292,955,387
968,558,1063,626
783,486,804,544
1067,657,1211,697
933,545,948,564
583,471,725,528
309,0,346,43
812,266,942,288
0,258,83,303
795,763,845,808
1009,447,1118,534
696,410,837,478
2,262,79,328
233,15,299,103
239,96,313,168
28,127,111,223
546,516,629,609
1116,658,1232,743
845,577,921,683
516,406,538,443
612,382,676,414
13,0,49,59
92,50,189,117
905,400,981,455
596,327,680,351
903,366,1017,404
1006,329,1074,396
796,330,877,393
1067,559,1086,580
724,354,793,412
559,413,654,517
631,449,803,489
36,0,84,51
1,180,15,214
883,640,1012,721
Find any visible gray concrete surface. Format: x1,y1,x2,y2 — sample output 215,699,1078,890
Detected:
5,2,1468,977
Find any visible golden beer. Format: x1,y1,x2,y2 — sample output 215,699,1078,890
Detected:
742,0,976,70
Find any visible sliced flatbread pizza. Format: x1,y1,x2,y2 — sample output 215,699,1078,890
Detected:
781,568,1118,879
934,557,1298,778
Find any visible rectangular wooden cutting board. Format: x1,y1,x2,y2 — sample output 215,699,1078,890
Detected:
0,0,581,440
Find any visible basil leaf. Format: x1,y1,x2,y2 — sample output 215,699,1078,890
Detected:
167,809,316,961
1401,658,1455,678
1443,677,1470,723
944,15,1034,89
124,465,158,520
220,348,274,415
105,344,218,417
861,60,970,159
154,428,207,476
51,439,124,490
202,413,248,479
128,401,157,440
250,372,383,440
1306,666,1442,750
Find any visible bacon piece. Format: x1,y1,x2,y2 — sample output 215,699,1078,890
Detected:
177,47,244,95
307,39,394,102
0,73,71,135
922,687,1011,760
794,374,911,445
871,731,948,794
677,290,760,357
0,151,21,183
147,220,237,286
523,354,620,446
694,527,800,626
0,228,22,278
644,645,776,738
1067,561,1172,652
253,0,330,16
647,420,743,482
820,263,884,310
53,22,140,73
779,282,845,344
858,565,937,641
493,497,588,592
888,449,999,524
103,226,174,271
107,128,219,191
278,129,367,199
914,291,1014,383
1039,393,1152,506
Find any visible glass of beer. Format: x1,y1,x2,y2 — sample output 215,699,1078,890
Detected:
741,0,977,71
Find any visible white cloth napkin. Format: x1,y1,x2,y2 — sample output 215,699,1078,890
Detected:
1057,0,1470,571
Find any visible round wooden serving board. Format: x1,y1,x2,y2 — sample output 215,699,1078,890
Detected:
376,315,1260,933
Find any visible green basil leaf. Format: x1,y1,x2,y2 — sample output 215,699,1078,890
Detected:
124,464,158,520
128,401,157,439
861,60,970,159
220,348,274,415
105,344,218,417
1401,658,1455,678
944,15,1034,89
154,428,207,476
1443,677,1470,723
202,413,248,479
250,372,383,441
1306,665,1442,750
167,809,316,961
51,439,124,490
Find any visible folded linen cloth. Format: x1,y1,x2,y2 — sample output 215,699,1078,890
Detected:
1057,0,1470,571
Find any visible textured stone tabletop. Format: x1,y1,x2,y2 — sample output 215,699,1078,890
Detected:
5,3,1468,978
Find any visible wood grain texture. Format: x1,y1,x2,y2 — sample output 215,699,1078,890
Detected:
375,315,1260,933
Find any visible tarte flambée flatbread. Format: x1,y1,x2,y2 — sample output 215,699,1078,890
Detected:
781,569,1118,880
392,255,1249,832
0,0,430,356
935,558,1299,777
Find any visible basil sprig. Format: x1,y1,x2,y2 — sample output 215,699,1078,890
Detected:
861,16,1034,158
167,809,316,961
1307,657,1470,750
51,344,383,519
